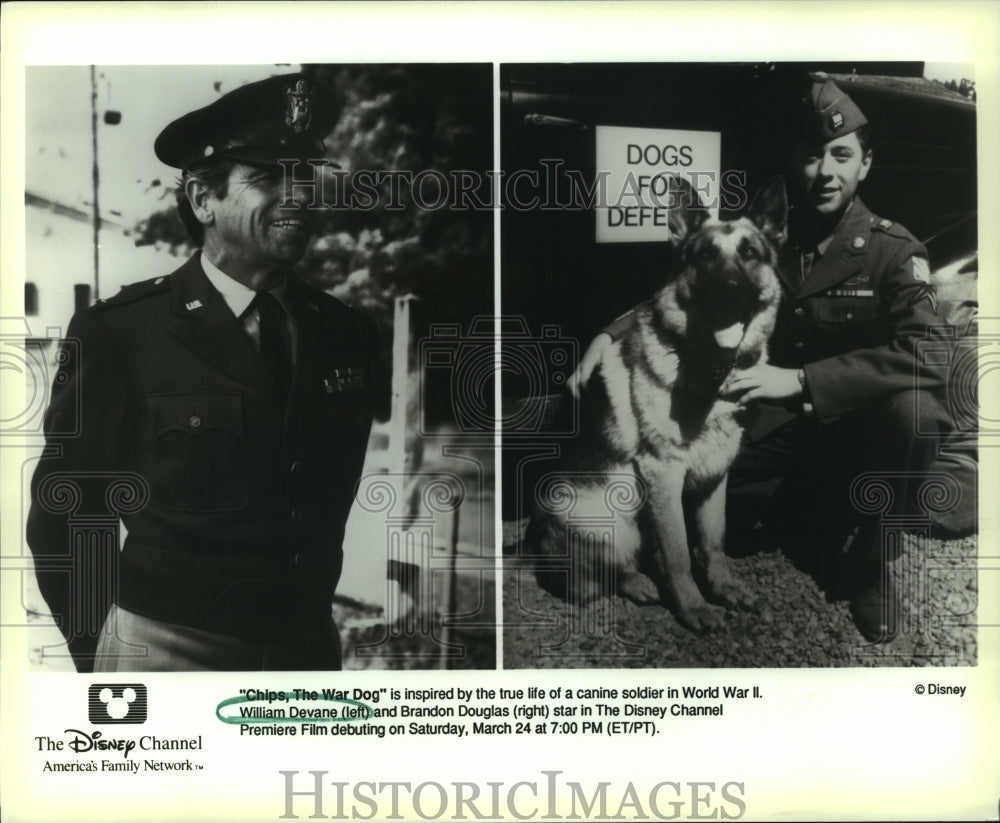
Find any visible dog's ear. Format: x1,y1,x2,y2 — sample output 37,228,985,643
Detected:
666,174,710,242
746,176,788,249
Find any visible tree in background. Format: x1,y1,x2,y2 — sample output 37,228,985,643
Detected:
939,77,977,101
305,64,493,333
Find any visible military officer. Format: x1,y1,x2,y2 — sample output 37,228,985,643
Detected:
570,78,946,643
27,73,380,672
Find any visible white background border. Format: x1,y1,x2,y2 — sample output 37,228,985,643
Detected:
2,3,998,821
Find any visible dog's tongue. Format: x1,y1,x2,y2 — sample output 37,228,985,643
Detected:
713,321,744,349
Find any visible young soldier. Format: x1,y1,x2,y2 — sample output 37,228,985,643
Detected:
570,78,945,642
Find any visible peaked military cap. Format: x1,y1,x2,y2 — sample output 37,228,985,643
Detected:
154,73,340,170
797,77,869,142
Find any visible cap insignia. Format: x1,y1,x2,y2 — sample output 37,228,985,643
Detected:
830,112,844,131
285,79,315,134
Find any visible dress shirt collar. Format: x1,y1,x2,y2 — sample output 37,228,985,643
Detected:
201,253,291,317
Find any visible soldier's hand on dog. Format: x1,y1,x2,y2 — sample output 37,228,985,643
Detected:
569,337,804,406
567,332,613,398
726,364,803,405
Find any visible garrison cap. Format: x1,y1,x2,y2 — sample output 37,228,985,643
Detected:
154,73,340,170
797,77,868,143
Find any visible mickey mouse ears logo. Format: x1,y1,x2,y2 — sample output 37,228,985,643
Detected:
89,684,147,724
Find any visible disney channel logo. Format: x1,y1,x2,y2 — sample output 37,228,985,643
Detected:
63,729,137,758
88,683,147,724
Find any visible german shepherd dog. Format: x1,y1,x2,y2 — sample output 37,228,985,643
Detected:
527,177,787,632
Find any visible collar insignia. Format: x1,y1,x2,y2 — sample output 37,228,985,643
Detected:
185,299,203,311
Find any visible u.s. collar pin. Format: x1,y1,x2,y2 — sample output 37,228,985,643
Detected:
185,299,203,311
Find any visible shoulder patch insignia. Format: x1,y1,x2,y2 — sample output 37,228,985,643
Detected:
911,257,930,284
908,283,937,315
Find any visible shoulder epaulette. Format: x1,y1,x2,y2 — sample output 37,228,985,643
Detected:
870,214,918,243
92,275,171,310
300,281,365,321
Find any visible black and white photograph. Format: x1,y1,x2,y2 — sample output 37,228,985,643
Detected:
501,62,979,668
1,5,997,823
16,63,496,673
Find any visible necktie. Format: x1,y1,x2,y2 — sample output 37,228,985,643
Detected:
249,291,292,399
799,248,819,285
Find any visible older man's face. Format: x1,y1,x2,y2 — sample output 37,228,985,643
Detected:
793,132,872,218
208,161,319,269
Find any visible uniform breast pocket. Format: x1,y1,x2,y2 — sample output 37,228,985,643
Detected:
814,297,880,326
319,378,373,479
148,392,247,511
322,392,371,448
320,369,371,428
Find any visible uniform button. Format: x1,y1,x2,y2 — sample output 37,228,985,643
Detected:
846,312,854,321
289,460,302,476
188,415,202,428
794,307,805,317
291,507,303,523
794,342,805,351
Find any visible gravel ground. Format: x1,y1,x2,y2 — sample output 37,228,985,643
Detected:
502,519,978,668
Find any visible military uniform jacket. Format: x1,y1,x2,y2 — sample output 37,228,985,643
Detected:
768,198,942,423
27,254,379,671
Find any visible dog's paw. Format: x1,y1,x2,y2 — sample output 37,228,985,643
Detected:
618,573,661,606
677,601,726,633
710,581,760,612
